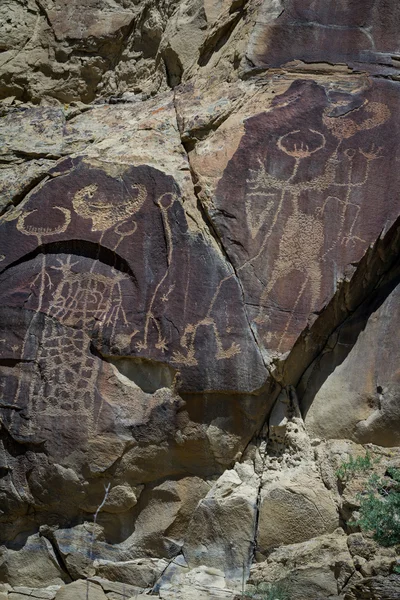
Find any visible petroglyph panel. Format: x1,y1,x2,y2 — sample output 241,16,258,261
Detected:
246,0,400,76
0,158,267,455
212,79,400,360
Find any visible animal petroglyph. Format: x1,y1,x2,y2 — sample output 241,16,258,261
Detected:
171,273,241,367
135,192,241,365
322,101,391,141
73,182,146,233
171,317,241,367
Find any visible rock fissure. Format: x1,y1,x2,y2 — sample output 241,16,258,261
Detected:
0,172,51,219
297,217,400,420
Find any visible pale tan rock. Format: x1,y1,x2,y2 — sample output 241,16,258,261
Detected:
0,0,177,103
95,557,168,587
52,523,119,580
314,439,363,493
0,0,255,103
158,565,235,599
183,463,259,587
9,587,60,600
159,0,208,87
257,468,339,553
0,159,54,213
0,534,66,587
0,107,66,162
88,577,143,600
122,476,210,557
344,574,400,600
250,530,354,600
101,485,139,514
160,584,234,600
303,283,400,446
55,580,108,600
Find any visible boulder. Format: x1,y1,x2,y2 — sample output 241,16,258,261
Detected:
250,530,354,600
88,577,143,600
55,580,108,600
8,588,60,600
303,282,400,446
183,463,260,587
0,534,67,587
94,557,168,588
257,469,339,553
158,565,235,600
344,574,400,600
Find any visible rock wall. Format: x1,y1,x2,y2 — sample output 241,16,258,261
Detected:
1,1,400,599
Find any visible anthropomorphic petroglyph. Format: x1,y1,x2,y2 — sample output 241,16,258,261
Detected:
16,207,72,311
0,158,263,413
243,100,390,350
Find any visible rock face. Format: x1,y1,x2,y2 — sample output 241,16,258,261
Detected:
302,281,400,446
1,0,400,598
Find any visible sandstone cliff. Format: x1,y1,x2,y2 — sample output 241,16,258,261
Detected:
0,1,400,599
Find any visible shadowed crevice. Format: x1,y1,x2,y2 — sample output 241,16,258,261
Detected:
0,239,137,283
272,215,400,413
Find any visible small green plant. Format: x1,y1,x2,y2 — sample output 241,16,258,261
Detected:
245,581,290,600
355,467,400,547
336,450,375,481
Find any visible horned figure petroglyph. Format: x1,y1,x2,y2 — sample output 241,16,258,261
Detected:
15,207,72,311
5,187,135,427
244,100,390,351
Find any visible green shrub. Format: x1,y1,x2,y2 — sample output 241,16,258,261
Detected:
336,450,375,481
355,467,400,547
245,581,290,600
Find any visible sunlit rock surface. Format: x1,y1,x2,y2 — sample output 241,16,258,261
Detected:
1,0,400,598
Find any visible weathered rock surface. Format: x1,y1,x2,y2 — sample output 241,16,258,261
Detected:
1,0,400,598
182,463,259,585
187,75,400,365
250,529,355,600
55,580,107,600
244,0,400,78
344,574,400,600
257,469,339,552
0,534,67,587
302,280,400,446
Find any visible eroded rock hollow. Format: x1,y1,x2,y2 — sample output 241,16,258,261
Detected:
1,1,400,599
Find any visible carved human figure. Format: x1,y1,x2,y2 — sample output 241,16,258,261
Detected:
243,100,390,350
